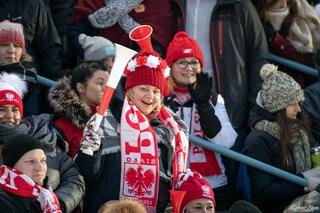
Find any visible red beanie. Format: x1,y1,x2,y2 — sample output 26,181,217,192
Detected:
125,51,170,95
166,32,204,68
0,73,27,116
0,20,25,52
175,169,215,213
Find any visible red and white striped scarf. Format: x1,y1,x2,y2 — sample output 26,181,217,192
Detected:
0,165,61,213
120,98,188,212
189,105,221,176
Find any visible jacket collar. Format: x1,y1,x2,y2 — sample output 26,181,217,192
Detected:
48,77,93,128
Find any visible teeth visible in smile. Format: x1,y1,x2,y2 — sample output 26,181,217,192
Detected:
142,101,152,105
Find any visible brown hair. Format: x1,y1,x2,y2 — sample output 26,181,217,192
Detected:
277,109,311,168
97,200,147,213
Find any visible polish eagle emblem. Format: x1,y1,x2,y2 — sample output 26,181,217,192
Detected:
125,166,155,197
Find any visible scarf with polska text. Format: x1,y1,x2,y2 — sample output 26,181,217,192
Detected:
120,98,188,212
189,105,222,176
0,165,61,213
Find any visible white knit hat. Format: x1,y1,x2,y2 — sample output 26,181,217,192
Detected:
78,34,115,61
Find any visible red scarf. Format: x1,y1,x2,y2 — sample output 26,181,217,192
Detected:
0,165,61,213
120,98,188,212
189,106,221,176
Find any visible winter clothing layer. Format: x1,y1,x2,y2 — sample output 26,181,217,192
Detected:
259,64,304,113
173,0,269,130
0,189,42,213
244,105,305,213
0,0,62,80
303,82,320,143
76,107,188,213
48,77,95,158
0,114,85,213
69,0,174,57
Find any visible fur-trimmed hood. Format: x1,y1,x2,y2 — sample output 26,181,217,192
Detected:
48,77,93,128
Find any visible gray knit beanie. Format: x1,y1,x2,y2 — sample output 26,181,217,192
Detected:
260,64,304,113
78,34,115,61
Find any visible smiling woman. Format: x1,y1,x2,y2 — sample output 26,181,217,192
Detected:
76,50,190,213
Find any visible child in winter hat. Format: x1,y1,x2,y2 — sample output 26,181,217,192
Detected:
0,20,25,52
166,31,204,68
260,63,304,113
0,72,27,116
173,169,215,213
78,33,115,61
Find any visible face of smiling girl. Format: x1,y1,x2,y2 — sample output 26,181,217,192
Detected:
127,85,161,116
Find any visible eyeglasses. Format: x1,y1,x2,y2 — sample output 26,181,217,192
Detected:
175,60,201,69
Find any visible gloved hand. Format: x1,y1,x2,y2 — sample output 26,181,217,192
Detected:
302,167,320,191
263,22,276,43
80,115,102,155
187,72,215,106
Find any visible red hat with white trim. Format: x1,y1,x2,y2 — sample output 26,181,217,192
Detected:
124,50,170,95
0,72,27,116
174,169,215,213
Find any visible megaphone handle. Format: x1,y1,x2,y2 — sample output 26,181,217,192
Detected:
93,113,103,132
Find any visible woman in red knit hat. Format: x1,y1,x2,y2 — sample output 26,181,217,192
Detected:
76,50,189,213
165,31,238,211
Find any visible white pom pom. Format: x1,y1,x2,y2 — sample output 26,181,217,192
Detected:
260,63,278,80
0,72,28,98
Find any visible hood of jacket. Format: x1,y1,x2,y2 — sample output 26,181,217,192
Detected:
48,77,92,129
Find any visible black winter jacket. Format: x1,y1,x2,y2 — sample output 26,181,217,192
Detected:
0,0,62,80
0,189,42,212
173,0,269,130
303,82,320,143
243,106,305,213
0,114,85,213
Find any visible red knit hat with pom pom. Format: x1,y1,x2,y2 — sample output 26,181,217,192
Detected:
166,32,204,68
124,50,170,95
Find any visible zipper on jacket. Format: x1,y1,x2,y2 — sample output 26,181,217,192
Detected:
211,18,223,94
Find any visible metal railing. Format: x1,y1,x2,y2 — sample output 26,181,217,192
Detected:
189,135,307,187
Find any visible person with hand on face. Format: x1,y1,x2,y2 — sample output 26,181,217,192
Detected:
76,50,189,213
164,32,238,210
0,134,61,212
48,61,110,158
0,72,85,213
243,64,320,213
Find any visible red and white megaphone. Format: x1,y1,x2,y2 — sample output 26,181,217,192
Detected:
129,25,153,51
93,25,154,131
93,44,137,131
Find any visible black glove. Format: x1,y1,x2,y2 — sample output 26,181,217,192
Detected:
187,72,213,106
263,22,276,43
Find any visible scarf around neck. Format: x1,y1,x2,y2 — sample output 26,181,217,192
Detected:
120,97,188,212
0,165,61,213
255,119,311,173
189,104,222,176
